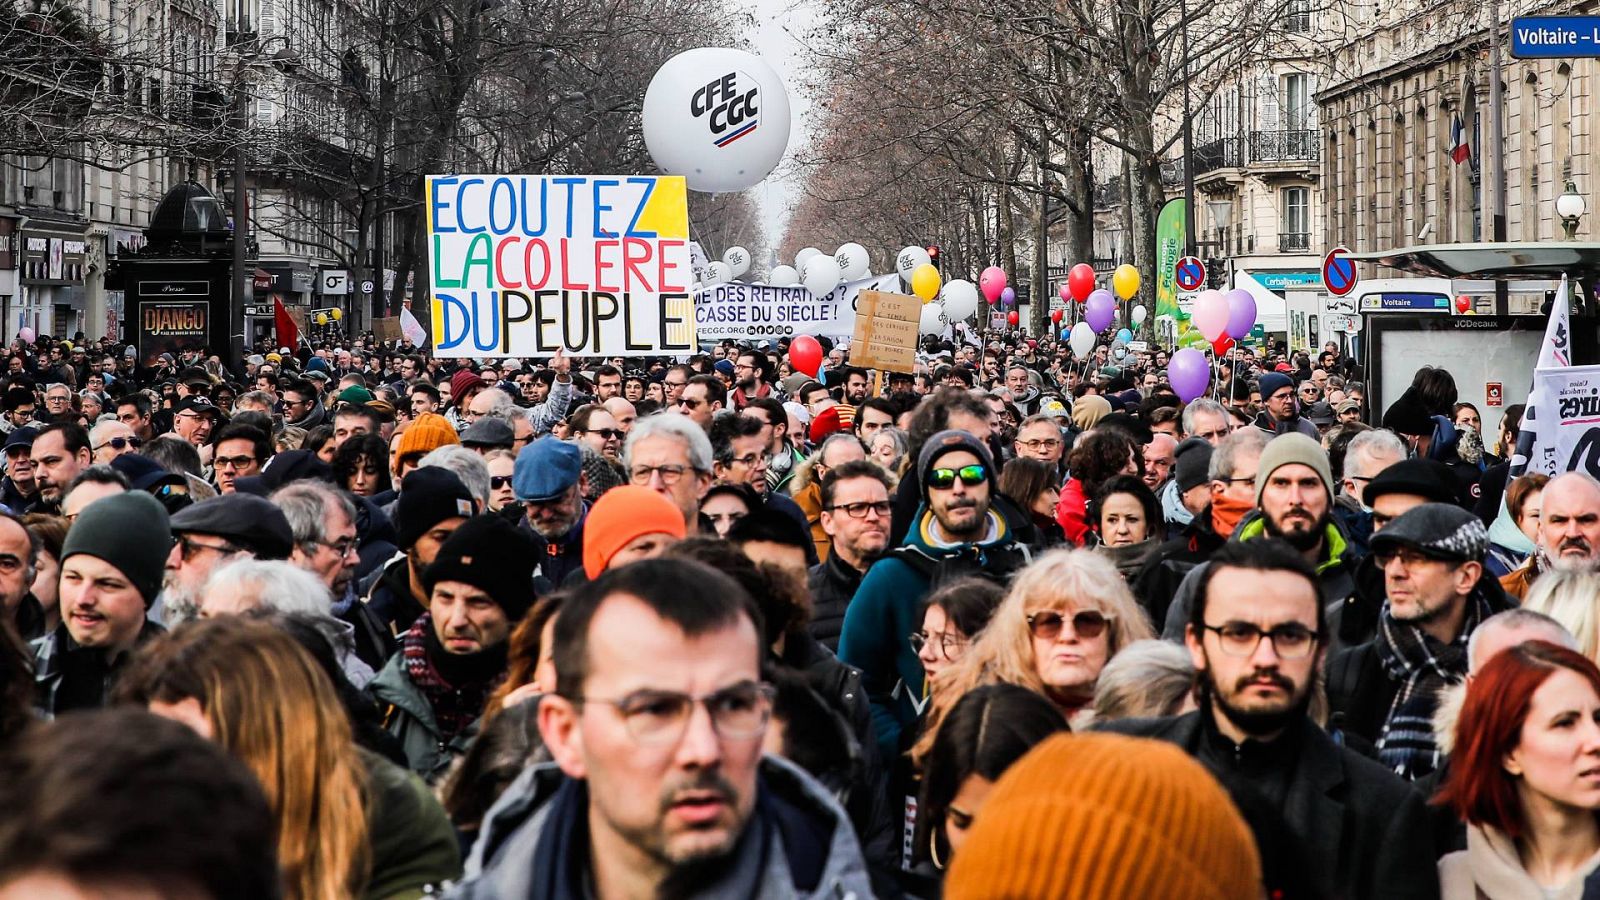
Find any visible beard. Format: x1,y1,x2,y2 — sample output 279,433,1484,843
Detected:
1203,661,1315,738
934,497,985,538
1263,505,1330,552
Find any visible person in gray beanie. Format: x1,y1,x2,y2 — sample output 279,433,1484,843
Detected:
31,491,173,716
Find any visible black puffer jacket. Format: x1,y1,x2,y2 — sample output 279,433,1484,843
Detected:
807,551,867,654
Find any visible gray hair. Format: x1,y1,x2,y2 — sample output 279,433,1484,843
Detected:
143,434,203,476
270,481,356,550
1181,398,1227,435
624,411,713,474
1208,426,1269,481
201,558,333,617
1344,429,1406,479
88,418,134,449
1092,639,1197,722
235,390,276,410
419,444,490,509
470,387,516,418
43,383,70,398
503,405,531,429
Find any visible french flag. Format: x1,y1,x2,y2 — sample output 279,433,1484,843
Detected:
1449,114,1471,165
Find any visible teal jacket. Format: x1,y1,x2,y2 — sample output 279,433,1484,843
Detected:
368,653,479,784
837,505,1019,761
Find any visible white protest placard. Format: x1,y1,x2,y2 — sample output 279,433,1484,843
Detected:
694,273,898,341
1526,364,1600,478
425,175,695,357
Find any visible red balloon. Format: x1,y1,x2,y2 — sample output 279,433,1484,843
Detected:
1456,295,1471,313
1067,263,1097,303
1211,335,1235,356
789,335,823,378
1050,309,1064,324
1007,311,1020,327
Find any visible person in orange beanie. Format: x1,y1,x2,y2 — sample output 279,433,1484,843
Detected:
391,412,459,484
580,485,687,580
944,733,1261,900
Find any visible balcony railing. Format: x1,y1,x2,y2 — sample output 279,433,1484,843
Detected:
1279,232,1311,253
1194,138,1244,176
1251,129,1319,163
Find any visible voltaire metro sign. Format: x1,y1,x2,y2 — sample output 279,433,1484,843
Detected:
1511,17,1600,58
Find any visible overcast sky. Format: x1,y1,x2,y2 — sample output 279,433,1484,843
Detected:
746,0,815,255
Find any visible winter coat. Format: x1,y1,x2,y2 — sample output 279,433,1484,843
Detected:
1253,409,1321,440
1131,505,1228,631
360,747,463,899
1102,712,1439,900
1440,824,1600,900
807,550,866,654
447,756,874,900
367,652,479,783
32,619,164,718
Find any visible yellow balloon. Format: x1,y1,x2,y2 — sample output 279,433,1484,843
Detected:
315,312,329,326
330,308,343,321
912,263,942,302
1113,264,1141,301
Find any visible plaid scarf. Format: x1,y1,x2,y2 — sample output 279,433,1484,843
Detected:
401,615,503,743
1374,592,1489,779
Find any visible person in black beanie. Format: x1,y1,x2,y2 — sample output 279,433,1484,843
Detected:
31,491,172,716
367,514,535,781
360,466,477,641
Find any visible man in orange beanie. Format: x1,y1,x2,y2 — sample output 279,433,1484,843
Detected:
391,412,459,485
580,485,686,581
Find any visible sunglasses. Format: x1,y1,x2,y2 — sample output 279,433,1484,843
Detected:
585,428,623,441
926,464,986,490
94,436,142,452
490,475,513,489
1025,609,1111,641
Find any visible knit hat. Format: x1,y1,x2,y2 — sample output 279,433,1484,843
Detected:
713,359,736,377
1369,502,1489,564
61,491,173,607
422,515,537,620
916,429,996,501
1362,458,1460,507
449,369,486,401
1253,432,1334,506
1174,437,1214,493
395,467,476,550
582,485,686,579
945,733,1260,900
1071,395,1112,431
1258,371,1293,400
395,412,459,460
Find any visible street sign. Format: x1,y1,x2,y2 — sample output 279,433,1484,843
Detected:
320,269,349,295
1175,256,1205,292
1511,17,1600,58
361,280,375,294
1322,247,1358,297
1325,313,1362,335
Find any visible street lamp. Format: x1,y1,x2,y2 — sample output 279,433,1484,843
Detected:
1557,178,1586,240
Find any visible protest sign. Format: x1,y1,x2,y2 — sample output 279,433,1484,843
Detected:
694,273,897,341
850,290,920,373
1525,364,1600,478
425,175,695,357
373,317,403,344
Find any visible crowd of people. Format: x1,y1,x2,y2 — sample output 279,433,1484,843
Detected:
0,326,1597,899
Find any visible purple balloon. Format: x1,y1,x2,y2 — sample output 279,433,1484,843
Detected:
1225,289,1257,339
1168,348,1211,403
1001,286,1016,305
1085,289,1116,333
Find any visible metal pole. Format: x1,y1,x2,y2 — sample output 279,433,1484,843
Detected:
231,86,249,373
1181,0,1196,256
1486,0,1507,242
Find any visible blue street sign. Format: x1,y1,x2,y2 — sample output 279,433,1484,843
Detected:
1322,247,1357,297
1358,293,1451,313
1175,256,1205,292
1511,17,1600,58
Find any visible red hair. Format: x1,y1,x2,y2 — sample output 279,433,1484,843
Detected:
1434,641,1600,838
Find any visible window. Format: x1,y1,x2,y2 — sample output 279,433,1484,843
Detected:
1281,187,1310,252
1284,0,1312,33
1282,74,1310,131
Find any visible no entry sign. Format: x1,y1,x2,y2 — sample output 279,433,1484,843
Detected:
1322,247,1358,297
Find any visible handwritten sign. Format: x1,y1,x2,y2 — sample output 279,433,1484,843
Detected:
850,290,921,373
425,175,695,357
694,273,897,341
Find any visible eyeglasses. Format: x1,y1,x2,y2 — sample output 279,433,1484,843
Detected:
490,475,514,490
314,537,359,558
1220,472,1257,486
583,428,623,441
679,398,706,410
570,680,775,744
178,535,242,562
926,465,986,490
728,453,764,468
630,464,691,486
1201,622,1320,659
213,454,257,470
1373,547,1446,570
825,500,891,519
909,630,967,660
1026,609,1110,641
1017,438,1062,451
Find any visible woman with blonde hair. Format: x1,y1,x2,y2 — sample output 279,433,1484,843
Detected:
117,616,371,900
914,548,1155,762
1523,569,1600,662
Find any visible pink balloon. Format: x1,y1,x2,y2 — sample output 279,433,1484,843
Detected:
979,266,1007,303
16,327,34,345
1058,283,1071,303
1168,348,1211,403
1192,289,1230,342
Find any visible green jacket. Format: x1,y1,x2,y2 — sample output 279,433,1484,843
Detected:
359,747,462,899
367,654,478,784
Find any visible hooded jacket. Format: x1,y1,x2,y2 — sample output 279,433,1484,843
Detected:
367,649,481,783
446,756,874,900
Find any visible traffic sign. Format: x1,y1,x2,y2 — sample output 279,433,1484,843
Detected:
1511,17,1600,59
1322,247,1358,297
1175,256,1205,292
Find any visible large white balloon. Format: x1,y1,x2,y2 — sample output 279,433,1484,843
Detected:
722,246,751,277
801,254,841,299
1069,322,1096,360
795,247,821,269
641,48,792,194
920,302,947,336
896,246,931,282
769,264,799,286
834,242,870,281
704,261,732,286
941,279,980,321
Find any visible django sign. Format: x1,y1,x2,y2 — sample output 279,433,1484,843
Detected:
138,301,210,366
690,71,759,147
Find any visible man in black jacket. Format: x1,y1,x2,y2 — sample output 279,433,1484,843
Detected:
807,460,892,652
1103,539,1439,900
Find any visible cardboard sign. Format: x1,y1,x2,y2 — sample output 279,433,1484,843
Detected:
373,317,403,344
425,175,695,357
850,290,921,373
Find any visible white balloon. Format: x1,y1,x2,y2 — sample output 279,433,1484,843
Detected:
769,264,799,286
896,246,931,282
795,247,821,269
1069,322,1096,360
704,261,732,285
920,302,947,336
642,48,792,194
722,246,751,277
941,279,980,321
834,242,870,281
801,254,841,299
1131,304,1148,326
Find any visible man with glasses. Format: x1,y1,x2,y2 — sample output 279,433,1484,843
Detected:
209,423,269,494
2,386,36,434
709,414,811,553
0,426,39,512
729,351,771,409
1253,372,1319,439
1013,413,1064,467
572,404,624,462
275,480,364,620
1104,539,1439,898
840,430,1028,759
676,374,725,432
624,413,714,536
170,396,223,452
280,378,326,430
661,363,694,407
41,383,72,422
1328,504,1513,784
453,557,871,899
808,460,892,653
159,493,294,625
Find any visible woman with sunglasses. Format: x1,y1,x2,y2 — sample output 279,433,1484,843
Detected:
914,549,1154,749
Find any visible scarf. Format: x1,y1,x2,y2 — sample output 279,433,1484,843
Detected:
401,614,506,742
1373,592,1490,778
1211,492,1254,537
